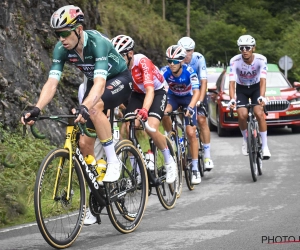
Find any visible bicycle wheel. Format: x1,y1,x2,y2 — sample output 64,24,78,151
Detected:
257,132,263,176
197,128,205,177
155,135,178,209
247,122,258,182
168,131,183,198
183,140,195,191
34,148,86,249
106,140,148,233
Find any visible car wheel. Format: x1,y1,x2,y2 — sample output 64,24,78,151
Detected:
216,110,227,137
208,112,216,131
291,126,300,133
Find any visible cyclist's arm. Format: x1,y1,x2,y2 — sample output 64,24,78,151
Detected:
189,89,200,108
82,77,106,110
259,78,267,97
141,57,155,110
143,85,155,111
229,81,236,100
199,78,207,102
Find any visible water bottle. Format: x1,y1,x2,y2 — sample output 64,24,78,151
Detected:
179,137,185,153
96,158,107,183
145,149,154,170
84,155,98,180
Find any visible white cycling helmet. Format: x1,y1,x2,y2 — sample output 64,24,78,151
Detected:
166,45,187,61
237,35,256,46
111,35,135,54
50,5,84,29
177,37,195,50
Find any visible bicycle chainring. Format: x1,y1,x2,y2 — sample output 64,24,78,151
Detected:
89,192,105,216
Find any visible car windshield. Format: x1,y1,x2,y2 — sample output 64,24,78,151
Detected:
223,72,291,90
207,73,222,88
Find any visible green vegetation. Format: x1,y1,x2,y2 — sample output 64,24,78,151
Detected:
0,123,55,228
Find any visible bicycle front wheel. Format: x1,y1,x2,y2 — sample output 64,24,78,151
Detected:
34,148,86,249
155,135,179,209
106,140,148,233
168,131,183,198
247,122,258,182
197,129,205,177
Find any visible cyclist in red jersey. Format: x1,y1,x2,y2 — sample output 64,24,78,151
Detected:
111,35,177,184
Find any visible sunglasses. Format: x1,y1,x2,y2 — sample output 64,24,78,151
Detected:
55,27,77,38
167,59,181,65
239,46,253,52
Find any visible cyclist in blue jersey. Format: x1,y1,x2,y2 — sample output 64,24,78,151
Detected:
178,37,214,171
21,5,132,183
161,45,201,184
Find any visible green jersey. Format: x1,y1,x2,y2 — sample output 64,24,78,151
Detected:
49,30,127,81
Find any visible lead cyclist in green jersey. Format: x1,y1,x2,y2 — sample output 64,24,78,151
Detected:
21,5,132,182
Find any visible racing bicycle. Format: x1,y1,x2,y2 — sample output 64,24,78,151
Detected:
25,114,148,249
230,100,267,182
115,115,179,210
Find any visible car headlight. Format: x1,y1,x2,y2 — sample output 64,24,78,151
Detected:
290,98,300,105
221,100,229,107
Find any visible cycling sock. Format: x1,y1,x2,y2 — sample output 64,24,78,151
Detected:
192,159,198,171
161,147,171,164
203,143,211,159
241,129,247,141
260,131,267,149
101,136,118,162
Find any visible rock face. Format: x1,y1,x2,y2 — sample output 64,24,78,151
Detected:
0,0,101,145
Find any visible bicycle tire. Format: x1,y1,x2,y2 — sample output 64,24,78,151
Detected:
167,131,183,198
34,148,86,249
155,135,179,209
106,141,148,233
197,128,205,177
257,132,263,176
183,139,195,191
247,122,258,182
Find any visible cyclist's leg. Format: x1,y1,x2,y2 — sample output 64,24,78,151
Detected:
91,69,132,182
252,86,271,159
197,102,214,170
236,84,251,156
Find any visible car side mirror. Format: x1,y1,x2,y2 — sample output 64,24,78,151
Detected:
293,82,300,88
207,86,217,92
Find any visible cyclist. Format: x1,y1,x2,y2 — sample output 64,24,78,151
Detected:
228,34,271,159
177,37,214,171
161,45,201,184
111,34,177,184
21,5,133,183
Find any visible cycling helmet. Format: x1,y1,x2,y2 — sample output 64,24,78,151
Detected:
237,35,256,46
50,5,84,29
177,37,195,50
166,45,187,61
111,35,135,54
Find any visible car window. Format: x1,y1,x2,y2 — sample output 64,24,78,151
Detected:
207,73,222,88
223,72,291,90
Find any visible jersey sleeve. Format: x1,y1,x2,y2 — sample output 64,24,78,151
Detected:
187,66,200,90
92,36,110,80
259,56,268,79
48,42,67,81
229,58,237,82
196,55,207,80
138,57,155,88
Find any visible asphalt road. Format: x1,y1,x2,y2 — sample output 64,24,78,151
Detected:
0,127,300,250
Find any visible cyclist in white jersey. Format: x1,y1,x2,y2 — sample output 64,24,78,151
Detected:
228,35,271,159
177,37,214,171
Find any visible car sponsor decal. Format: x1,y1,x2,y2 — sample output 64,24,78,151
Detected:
265,88,281,96
286,110,300,115
266,113,279,119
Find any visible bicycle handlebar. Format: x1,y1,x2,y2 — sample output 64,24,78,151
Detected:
23,114,97,139
164,109,194,126
229,102,268,117
117,115,156,133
